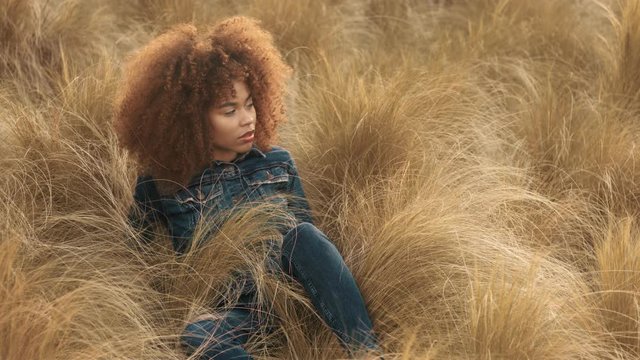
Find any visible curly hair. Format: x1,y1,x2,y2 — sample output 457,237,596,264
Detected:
113,16,292,195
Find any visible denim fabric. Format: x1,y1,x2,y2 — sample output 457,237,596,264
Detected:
181,292,263,360
127,144,314,254
180,222,380,359
128,145,380,357
280,223,380,355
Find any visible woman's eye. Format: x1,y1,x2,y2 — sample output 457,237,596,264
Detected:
224,109,236,116
246,102,254,108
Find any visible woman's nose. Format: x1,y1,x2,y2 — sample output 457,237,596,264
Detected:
242,108,255,124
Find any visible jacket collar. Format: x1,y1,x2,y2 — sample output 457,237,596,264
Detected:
235,145,267,162
211,144,266,166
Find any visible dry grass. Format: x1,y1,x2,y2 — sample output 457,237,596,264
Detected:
2,0,640,359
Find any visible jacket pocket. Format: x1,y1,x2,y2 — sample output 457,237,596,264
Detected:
244,166,290,201
175,185,226,225
198,184,224,213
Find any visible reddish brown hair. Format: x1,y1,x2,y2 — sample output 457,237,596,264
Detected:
113,16,292,195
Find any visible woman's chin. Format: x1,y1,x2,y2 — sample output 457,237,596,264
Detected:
238,141,253,149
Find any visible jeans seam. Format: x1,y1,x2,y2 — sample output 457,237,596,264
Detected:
281,241,355,347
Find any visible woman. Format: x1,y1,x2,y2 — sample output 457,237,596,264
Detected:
113,16,381,359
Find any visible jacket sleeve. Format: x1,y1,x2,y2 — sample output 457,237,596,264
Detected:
127,175,167,244
286,157,315,226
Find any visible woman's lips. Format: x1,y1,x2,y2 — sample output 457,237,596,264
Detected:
239,131,254,142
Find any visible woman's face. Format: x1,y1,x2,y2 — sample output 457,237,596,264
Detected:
208,80,256,162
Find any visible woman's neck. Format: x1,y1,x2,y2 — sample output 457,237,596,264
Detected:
211,150,239,163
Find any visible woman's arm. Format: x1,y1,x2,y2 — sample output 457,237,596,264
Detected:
127,175,167,244
286,157,315,226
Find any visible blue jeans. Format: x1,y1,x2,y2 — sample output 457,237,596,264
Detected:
180,222,380,359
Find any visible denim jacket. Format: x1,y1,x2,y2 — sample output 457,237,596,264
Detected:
127,144,314,254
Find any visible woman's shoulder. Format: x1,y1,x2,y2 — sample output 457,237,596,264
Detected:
256,145,302,175
133,173,165,205
262,144,293,163
136,173,179,199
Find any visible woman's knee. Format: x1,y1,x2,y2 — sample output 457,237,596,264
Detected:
283,221,315,241
281,222,342,273
283,222,322,254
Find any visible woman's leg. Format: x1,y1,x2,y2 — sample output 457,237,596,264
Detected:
280,222,380,356
180,293,263,360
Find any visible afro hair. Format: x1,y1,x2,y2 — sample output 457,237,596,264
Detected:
113,16,292,195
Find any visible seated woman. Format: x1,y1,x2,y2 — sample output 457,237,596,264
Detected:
113,16,381,360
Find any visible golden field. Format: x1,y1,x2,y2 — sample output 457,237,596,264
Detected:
1,0,640,359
